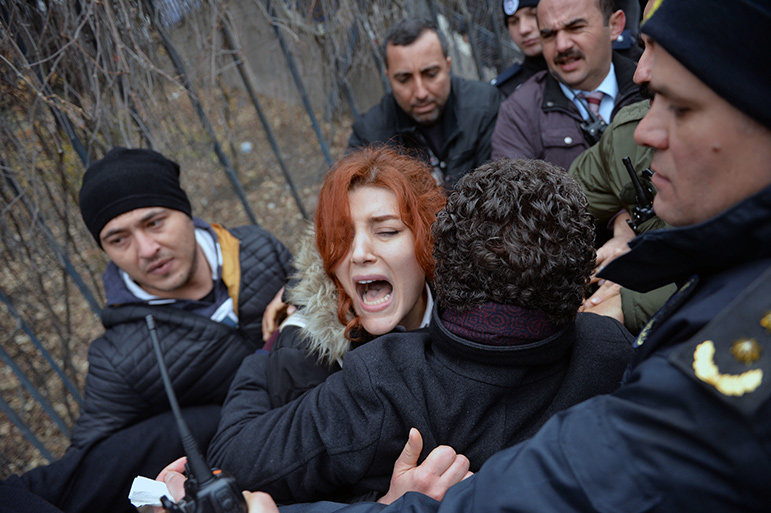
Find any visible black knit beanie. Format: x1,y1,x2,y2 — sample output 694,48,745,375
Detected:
78,147,192,246
642,0,771,129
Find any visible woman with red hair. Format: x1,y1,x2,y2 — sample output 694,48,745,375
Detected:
315,145,444,342
157,148,451,505
245,145,445,409
203,157,633,505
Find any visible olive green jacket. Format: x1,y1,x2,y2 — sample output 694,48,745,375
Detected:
569,100,675,334
570,100,667,232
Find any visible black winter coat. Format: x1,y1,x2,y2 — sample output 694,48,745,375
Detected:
348,75,502,188
207,308,633,503
70,225,292,450
266,325,340,407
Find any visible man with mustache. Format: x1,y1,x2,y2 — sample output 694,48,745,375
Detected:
347,18,502,188
491,0,643,170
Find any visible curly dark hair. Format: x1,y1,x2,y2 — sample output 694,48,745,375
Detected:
432,159,596,325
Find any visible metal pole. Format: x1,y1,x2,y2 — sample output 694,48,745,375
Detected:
219,18,308,220
336,23,362,119
457,2,485,80
0,287,83,406
143,0,260,226
0,343,71,438
264,0,334,169
0,396,54,462
338,75,360,119
488,0,507,74
354,0,390,92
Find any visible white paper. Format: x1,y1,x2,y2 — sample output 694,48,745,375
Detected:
128,475,173,507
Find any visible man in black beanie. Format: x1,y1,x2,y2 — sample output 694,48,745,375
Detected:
3,147,292,513
222,0,771,511
74,146,292,450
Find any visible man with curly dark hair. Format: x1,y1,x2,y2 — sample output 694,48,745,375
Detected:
433,158,596,326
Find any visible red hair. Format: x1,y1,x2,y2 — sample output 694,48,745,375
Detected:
315,146,446,340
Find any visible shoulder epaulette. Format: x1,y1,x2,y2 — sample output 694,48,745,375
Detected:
490,62,523,87
669,266,771,417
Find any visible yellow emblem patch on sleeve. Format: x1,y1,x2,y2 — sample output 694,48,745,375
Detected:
730,338,762,364
693,340,763,396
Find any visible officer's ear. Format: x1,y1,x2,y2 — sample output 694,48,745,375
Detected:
608,9,625,41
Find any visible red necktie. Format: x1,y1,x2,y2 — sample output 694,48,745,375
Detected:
580,91,605,120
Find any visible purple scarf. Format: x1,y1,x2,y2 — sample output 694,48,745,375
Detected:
441,303,558,346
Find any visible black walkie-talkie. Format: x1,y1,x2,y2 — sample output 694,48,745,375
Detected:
621,156,656,234
146,315,246,513
549,70,608,145
573,92,607,145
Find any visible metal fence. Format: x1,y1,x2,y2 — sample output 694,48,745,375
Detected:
0,0,520,475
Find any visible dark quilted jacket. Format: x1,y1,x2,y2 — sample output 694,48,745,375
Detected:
69,225,292,450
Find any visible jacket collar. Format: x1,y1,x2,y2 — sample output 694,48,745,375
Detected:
611,52,641,108
429,303,572,367
601,183,771,292
524,54,547,73
542,52,640,117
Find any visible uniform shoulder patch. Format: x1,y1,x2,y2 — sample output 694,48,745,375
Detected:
669,266,771,417
491,63,523,87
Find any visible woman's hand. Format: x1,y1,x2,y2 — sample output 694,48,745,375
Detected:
261,287,297,342
378,428,473,505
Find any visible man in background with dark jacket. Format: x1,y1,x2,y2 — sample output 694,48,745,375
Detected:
348,18,502,188
490,0,547,97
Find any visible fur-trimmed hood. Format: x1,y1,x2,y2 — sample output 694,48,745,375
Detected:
283,224,350,366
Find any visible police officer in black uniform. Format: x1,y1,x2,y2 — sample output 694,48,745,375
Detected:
491,0,547,97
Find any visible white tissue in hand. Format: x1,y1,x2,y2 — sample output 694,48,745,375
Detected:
128,476,173,507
